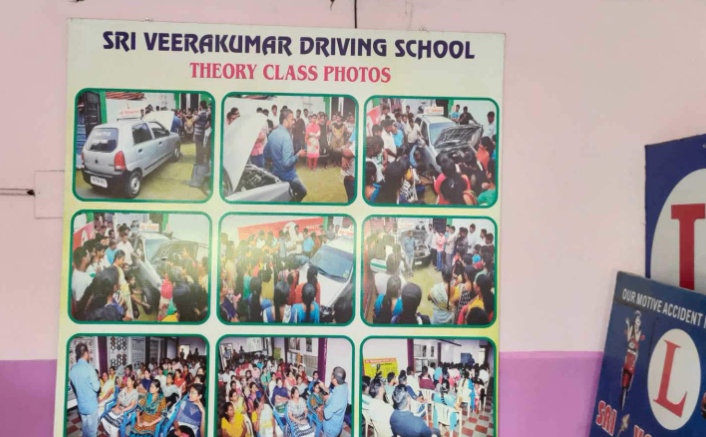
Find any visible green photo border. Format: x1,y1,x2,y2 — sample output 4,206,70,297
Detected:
217,211,357,327
358,335,498,437
71,87,216,204
219,92,359,206
359,214,498,329
67,209,213,326
213,333,357,437
60,332,211,437
361,95,500,209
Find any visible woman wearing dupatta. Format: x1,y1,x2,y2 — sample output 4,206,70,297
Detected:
130,380,167,436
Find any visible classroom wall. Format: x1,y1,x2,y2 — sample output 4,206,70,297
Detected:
363,338,410,372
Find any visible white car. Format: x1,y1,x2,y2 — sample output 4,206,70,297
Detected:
297,237,354,323
221,113,293,202
80,111,181,198
418,114,484,174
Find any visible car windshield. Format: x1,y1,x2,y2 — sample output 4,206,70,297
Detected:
429,122,456,146
85,128,119,152
144,235,170,262
309,245,353,282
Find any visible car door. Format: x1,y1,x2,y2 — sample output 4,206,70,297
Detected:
147,121,173,164
130,122,157,175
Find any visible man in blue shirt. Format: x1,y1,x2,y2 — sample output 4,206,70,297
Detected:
323,367,349,437
449,104,461,123
263,108,307,202
171,110,183,134
69,343,101,437
390,385,441,437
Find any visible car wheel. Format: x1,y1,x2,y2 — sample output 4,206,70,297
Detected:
222,169,233,196
124,171,142,199
171,142,182,162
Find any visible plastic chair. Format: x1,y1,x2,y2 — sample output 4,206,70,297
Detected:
419,389,434,425
158,398,189,437
361,410,373,437
307,400,323,437
434,403,462,437
273,403,287,435
244,414,255,437
100,387,121,422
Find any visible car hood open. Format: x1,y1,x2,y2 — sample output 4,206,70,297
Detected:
434,123,483,149
223,113,268,190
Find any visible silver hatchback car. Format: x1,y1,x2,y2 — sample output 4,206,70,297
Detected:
80,111,181,198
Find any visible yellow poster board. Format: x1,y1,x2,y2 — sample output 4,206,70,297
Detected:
363,358,399,378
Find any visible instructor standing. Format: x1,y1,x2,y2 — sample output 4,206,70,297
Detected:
264,108,307,202
69,343,101,437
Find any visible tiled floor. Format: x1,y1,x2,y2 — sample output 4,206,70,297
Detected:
65,408,110,437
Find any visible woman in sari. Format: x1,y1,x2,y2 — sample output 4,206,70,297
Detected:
305,115,320,171
428,266,459,325
307,381,326,423
271,378,290,418
101,374,139,437
171,383,206,437
287,388,315,437
98,370,116,415
285,369,297,390
130,379,167,436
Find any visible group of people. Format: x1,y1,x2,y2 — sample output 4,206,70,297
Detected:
69,343,208,437
361,362,491,437
167,101,213,168
71,218,209,323
218,352,350,437
364,104,497,206
228,103,357,203
365,222,495,325
219,223,352,324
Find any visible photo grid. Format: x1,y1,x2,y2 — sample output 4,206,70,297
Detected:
63,89,498,437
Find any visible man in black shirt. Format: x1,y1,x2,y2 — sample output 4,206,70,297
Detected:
390,385,441,437
293,109,306,153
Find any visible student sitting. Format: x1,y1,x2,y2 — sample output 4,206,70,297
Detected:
390,385,440,437
432,380,462,433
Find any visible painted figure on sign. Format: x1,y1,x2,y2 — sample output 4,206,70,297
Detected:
621,311,644,410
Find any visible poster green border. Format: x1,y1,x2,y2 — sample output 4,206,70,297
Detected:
216,211,357,327
66,209,213,326
359,214,498,328
358,335,498,437
213,333,357,437
71,87,216,204
219,92,359,206
361,95,500,209
60,332,211,437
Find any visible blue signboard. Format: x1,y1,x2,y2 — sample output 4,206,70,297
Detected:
590,272,706,436
646,134,706,292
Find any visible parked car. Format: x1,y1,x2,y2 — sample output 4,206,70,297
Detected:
222,113,293,202
297,237,354,323
80,111,181,198
417,114,484,175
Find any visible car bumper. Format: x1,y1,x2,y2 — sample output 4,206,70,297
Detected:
81,169,129,189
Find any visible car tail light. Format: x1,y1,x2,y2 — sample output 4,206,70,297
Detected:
81,150,85,165
114,151,126,171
